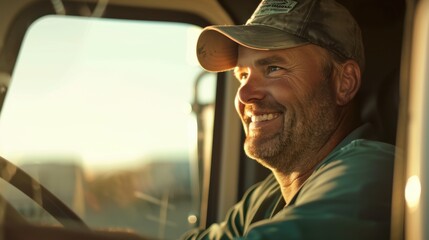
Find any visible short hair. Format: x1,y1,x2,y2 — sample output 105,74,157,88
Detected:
321,49,349,81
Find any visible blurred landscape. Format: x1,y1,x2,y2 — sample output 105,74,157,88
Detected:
1,155,198,240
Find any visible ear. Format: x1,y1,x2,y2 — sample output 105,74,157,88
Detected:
334,60,361,106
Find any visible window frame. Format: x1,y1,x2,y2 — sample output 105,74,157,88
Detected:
0,0,246,234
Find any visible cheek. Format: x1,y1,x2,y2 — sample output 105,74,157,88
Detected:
286,76,329,107
269,80,315,119
268,79,304,106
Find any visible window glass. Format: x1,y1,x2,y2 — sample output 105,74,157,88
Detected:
0,178,60,225
0,15,216,239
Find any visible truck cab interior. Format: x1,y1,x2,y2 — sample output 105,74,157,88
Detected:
0,0,427,239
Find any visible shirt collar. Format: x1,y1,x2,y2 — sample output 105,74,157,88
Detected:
330,123,374,154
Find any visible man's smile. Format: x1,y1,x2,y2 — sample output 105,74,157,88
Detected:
245,111,282,133
248,113,280,123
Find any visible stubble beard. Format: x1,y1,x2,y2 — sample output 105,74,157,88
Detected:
243,82,338,172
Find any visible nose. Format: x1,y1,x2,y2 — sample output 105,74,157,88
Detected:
236,73,266,105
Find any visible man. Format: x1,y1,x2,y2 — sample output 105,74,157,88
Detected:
182,0,395,239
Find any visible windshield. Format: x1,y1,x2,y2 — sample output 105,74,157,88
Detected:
0,15,216,240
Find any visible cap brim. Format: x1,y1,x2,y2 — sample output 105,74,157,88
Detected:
196,25,308,72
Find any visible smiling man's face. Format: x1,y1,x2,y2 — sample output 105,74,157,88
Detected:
234,44,340,171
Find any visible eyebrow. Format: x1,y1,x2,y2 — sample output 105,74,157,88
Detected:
254,55,288,66
234,55,288,78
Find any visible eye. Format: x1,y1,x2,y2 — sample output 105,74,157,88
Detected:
268,66,281,72
266,66,285,77
265,65,288,78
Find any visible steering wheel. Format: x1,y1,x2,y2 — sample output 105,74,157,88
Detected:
0,156,89,230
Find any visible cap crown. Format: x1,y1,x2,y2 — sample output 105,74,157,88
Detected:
247,0,365,69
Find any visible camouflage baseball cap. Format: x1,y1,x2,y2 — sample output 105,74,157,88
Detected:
196,0,365,72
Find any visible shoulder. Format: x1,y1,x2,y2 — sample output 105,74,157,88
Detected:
316,138,395,180
338,139,396,158
329,138,396,161
297,139,395,204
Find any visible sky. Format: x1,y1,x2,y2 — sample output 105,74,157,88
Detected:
0,15,216,172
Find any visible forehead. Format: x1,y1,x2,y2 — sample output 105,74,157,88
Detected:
235,44,328,69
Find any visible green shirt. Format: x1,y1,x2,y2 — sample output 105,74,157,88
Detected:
181,125,395,240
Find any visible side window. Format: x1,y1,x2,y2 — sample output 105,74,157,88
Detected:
0,15,216,239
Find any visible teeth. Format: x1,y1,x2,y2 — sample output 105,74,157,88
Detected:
251,113,277,122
